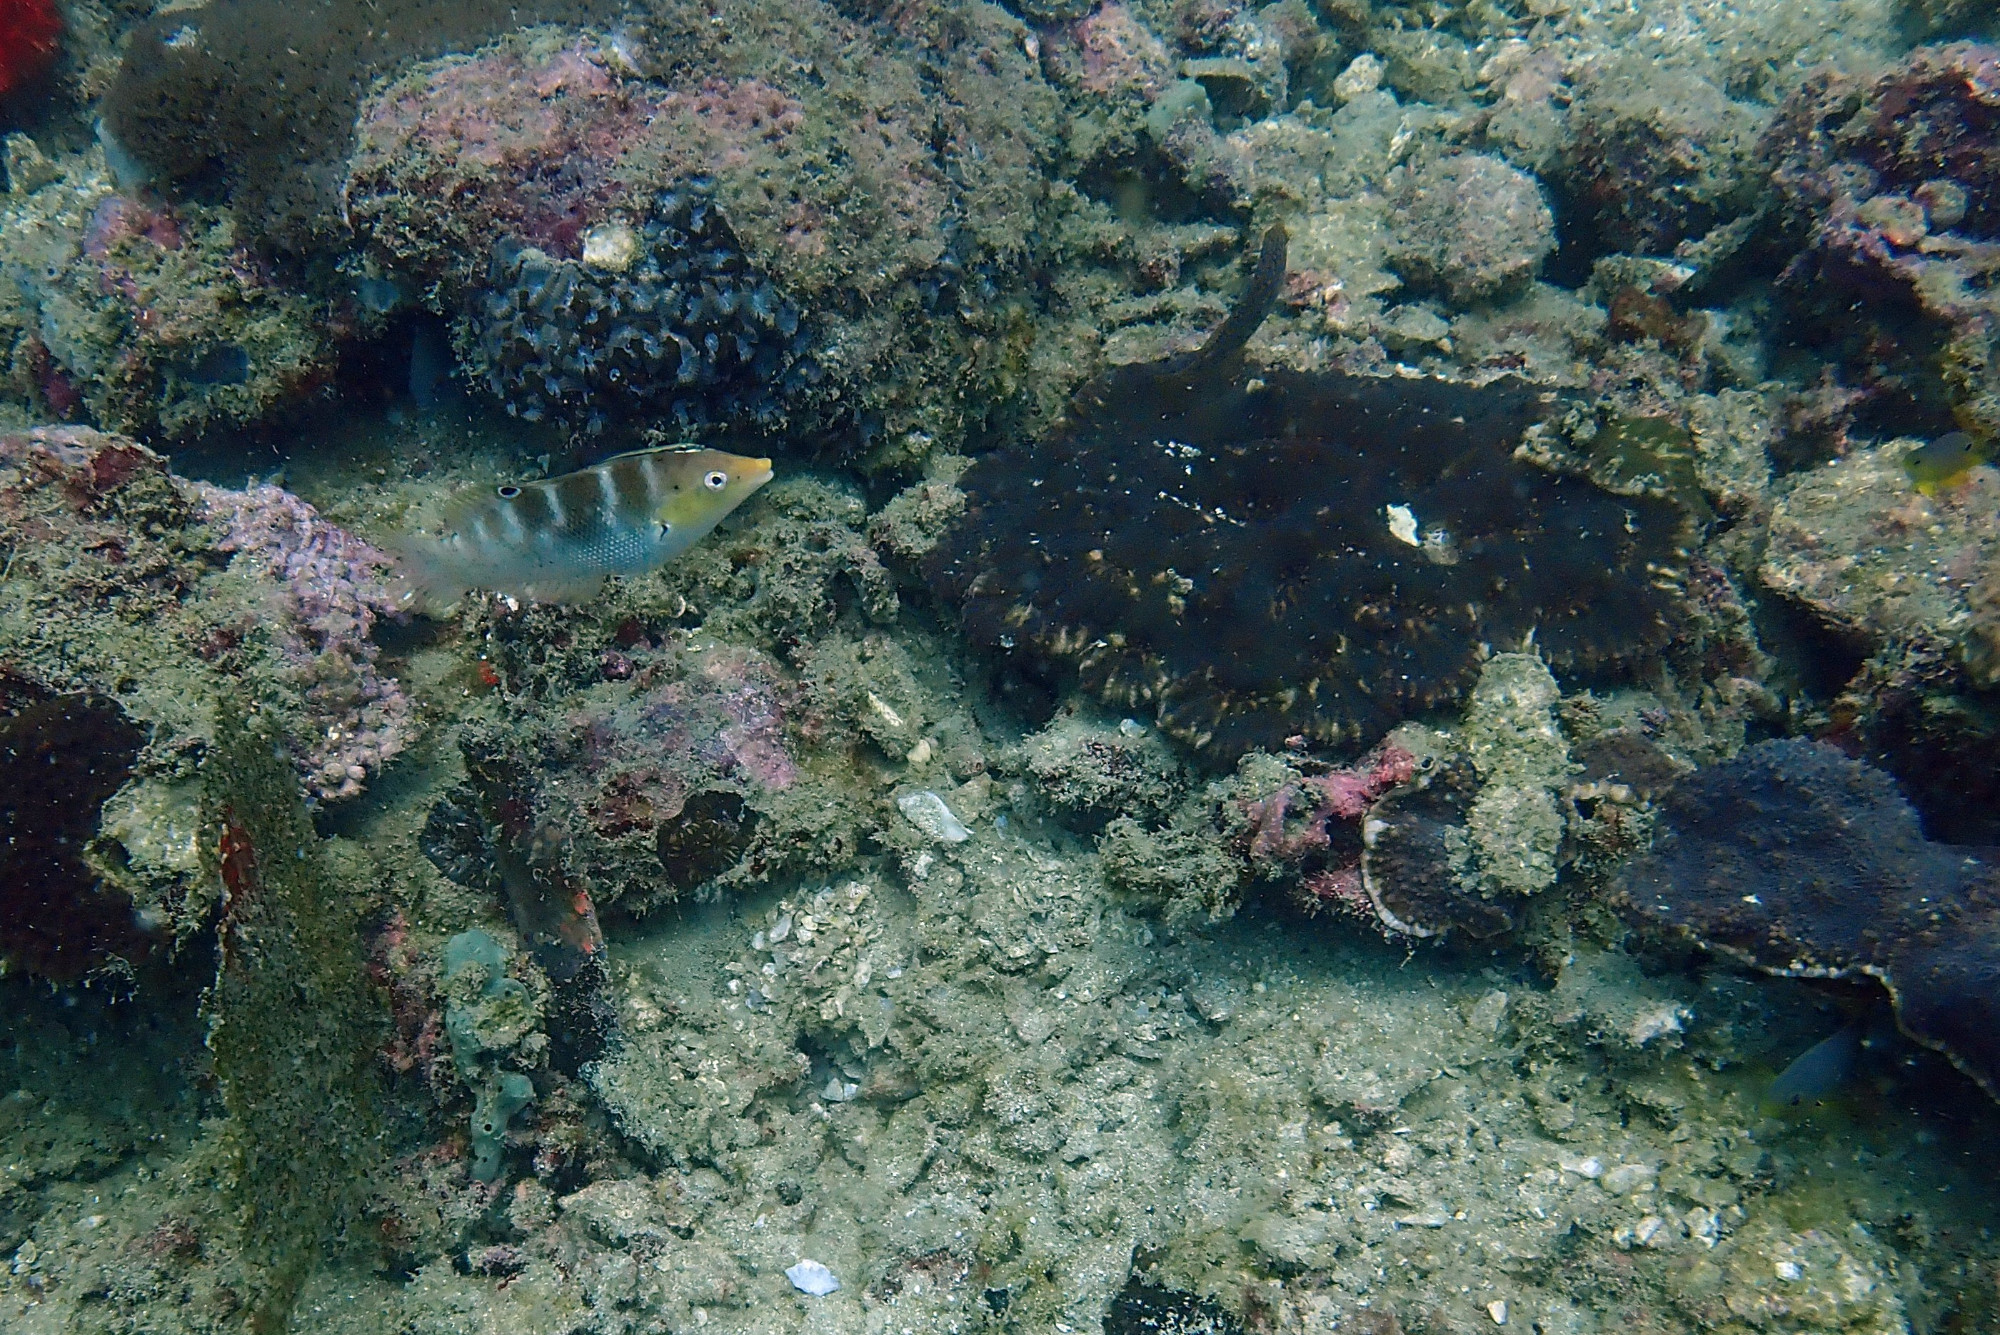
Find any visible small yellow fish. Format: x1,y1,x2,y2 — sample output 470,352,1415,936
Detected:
391,445,772,614
1902,430,1990,497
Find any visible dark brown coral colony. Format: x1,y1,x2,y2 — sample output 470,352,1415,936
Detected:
930,229,1692,757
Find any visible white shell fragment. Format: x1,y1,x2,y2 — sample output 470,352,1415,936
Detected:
1385,502,1421,547
581,222,640,271
786,1259,841,1295
897,790,971,843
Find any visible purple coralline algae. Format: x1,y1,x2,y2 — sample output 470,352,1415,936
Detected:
345,42,811,300
196,483,414,802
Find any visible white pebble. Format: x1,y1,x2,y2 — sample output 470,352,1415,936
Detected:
1601,1162,1656,1195
897,790,971,843
786,1259,841,1295
1487,1299,1508,1325
1334,52,1383,102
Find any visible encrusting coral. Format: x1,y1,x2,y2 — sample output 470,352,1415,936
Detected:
931,228,1693,757
1619,738,2000,1102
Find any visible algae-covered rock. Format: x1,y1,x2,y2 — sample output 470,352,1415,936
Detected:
201,706,385,1323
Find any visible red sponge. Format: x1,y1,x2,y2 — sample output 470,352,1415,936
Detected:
0,0,62,98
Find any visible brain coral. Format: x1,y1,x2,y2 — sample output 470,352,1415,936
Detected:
929,229,1691,757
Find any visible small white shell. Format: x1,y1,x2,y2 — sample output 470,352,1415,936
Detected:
897,790,971,843
785,1259,841,1295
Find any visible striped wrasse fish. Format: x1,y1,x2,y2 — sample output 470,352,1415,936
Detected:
390,445,773,614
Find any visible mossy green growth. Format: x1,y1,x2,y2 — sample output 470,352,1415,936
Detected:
1458,654,1573,899
1585,411,1715,521
200,704,384,1330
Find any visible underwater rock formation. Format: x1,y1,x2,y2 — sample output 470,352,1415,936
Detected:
99,0,609,248
0,156,332,440
345,20,1057,454
1555,57,1769,258
1619,739,2000,1101
1387,152,1555,306
425,643,797,920
930,228,1692,756
0,427,412,807
1763,42,2000,438
202,706,385,1324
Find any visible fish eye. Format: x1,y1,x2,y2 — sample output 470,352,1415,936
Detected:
497,485,521,499
703,470,728,490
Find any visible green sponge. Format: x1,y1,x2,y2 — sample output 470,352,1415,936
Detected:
469,1072,535,1182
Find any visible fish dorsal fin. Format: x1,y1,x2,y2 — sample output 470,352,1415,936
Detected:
599,443,706,463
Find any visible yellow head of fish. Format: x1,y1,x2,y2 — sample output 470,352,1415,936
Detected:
1902,430,1990,497
657,450,774,533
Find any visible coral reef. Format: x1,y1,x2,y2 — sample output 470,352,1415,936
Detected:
0,147,333,439
0,426,413,825
441,931,544,1181
197,482,413,801
932,232,1692,757
99,0,606,248
468,193,812,434
1620,739,2000,1100
1762,42,2000,438
1555,58,1770,259
1362,655,1578,937
345,19,1058,455
21,1,2000,1332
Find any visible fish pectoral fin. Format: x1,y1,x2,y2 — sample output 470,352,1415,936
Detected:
520,571,611,605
